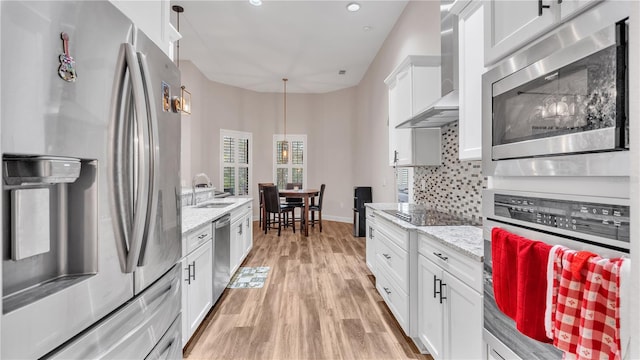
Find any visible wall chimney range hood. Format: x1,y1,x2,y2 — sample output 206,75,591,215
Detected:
396,1,458,129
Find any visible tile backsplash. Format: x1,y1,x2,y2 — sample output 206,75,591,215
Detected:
413,122,486,224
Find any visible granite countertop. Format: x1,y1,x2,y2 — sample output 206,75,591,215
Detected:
365,202,483,262
181,197,252,235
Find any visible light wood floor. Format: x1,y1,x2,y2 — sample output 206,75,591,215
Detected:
184,220,432,360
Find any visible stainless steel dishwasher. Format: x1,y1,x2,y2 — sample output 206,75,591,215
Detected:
212,214,231,304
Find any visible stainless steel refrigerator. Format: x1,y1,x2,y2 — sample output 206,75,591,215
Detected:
1,1,182,358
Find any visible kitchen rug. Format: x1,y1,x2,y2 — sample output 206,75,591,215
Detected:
227,266,270,288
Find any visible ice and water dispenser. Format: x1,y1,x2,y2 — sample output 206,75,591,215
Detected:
2,155,98,313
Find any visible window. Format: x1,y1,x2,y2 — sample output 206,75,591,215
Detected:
221,130,252,196
396,167,413,203
273,134,307,190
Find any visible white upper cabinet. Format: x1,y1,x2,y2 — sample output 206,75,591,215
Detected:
110,0,176,57
559,0,600,21
456,1,485,161
484,0,600,66
484,0,556,65
386,56,442,167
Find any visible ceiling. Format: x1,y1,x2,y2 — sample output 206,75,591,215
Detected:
173,1,409,93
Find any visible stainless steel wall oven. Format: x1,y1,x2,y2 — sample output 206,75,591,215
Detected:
482,2,630,177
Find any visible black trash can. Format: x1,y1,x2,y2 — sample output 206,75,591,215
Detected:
353,186,372,237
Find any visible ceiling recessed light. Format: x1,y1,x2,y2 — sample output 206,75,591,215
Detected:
346,2,360,12
249,0,262,6
363,26,372,32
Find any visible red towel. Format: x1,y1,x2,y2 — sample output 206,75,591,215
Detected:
516,239,553,343
491,228,518,320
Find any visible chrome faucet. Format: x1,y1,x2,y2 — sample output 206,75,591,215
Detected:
191,173,211,205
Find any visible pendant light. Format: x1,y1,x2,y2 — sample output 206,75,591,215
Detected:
172,5,192,114
281,78,289,162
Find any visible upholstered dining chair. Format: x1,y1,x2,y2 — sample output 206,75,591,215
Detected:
309,184,326,232
263,185,296,236
258,182,274,230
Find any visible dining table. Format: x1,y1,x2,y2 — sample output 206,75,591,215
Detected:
278,188,319,237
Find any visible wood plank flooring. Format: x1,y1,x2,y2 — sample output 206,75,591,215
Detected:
184,220,432,360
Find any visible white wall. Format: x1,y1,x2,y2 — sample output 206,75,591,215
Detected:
180,61,355,221
353,1,441,203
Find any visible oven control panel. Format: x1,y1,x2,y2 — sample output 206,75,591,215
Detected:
494,194,630,243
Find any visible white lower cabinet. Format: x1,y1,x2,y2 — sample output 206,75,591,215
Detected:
417,255,445,359
374,215,413,336
181,239,213,347
230,203,253,275
417,233,483,360
365,208,378,274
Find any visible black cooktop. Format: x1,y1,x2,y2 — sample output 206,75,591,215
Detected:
382,207,475,226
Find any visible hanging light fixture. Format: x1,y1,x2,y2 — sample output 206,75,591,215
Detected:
172,5,192,114
281,78,289,162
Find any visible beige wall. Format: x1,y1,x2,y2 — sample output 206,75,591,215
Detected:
354,1,441,203
180,0,440,219
180,61,355,221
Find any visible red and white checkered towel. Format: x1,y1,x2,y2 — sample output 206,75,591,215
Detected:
574,257,624,359
548,247,628,360
553,250,588,355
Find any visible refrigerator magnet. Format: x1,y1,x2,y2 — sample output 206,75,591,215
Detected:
58,32,77,82
162,81,170,112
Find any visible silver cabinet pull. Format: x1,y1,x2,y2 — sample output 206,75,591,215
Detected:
538,0,550,16
185,265,192,285
433,275,438,299
198,233,207,239
433,252,448,261
383,287,391,295
191,261,196,281
439,282,447,304
383,253,391,260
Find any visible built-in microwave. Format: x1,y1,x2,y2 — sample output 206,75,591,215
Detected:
482,2,629,177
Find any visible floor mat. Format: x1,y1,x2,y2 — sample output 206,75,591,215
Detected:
227,266,270,288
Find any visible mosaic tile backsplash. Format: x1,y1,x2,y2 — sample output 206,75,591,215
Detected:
413,122,486,224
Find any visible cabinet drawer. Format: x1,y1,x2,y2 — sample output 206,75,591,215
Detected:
186,224,212,255
376,270,409,335
376,215,409,251
375,231,409,293
418,233,483,293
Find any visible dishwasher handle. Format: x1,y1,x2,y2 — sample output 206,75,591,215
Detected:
215,215,231,229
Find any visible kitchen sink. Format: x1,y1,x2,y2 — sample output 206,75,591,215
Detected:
195,202,233,209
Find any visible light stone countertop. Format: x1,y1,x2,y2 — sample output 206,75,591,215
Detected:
181,197,252,236
365,203,483,262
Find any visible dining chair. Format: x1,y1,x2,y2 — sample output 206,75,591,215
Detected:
263,185,296,236
283,182,303,226
258,182,274,230
309,184,326,232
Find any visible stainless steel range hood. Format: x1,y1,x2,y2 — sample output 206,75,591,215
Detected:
397,1,458,128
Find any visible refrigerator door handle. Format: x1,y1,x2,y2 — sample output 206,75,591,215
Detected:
112,43,151,273
135,51,160,267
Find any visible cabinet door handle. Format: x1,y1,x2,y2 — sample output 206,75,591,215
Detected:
433,275,438,299
191,261,196,281
239,224,243,235
538,0,550,16
383,287,392,295
433,252,448,261
198,233,207,239
439,281,447,304
383,253,391,260
557,0,562,4
490,348,506,360
185,265,192,285
369,227,374,239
